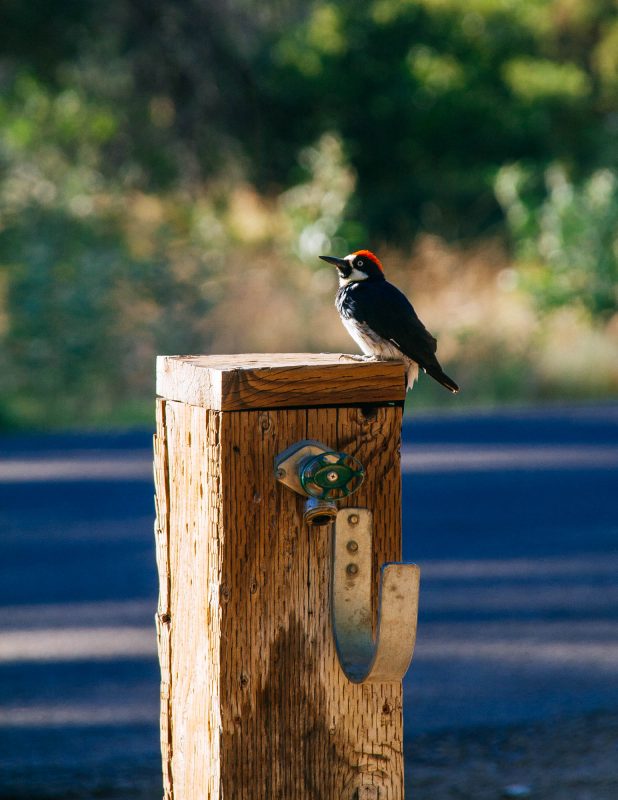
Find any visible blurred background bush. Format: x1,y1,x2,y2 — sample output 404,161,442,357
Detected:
1,0,617,428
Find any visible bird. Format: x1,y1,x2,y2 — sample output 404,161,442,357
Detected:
319,249,459,393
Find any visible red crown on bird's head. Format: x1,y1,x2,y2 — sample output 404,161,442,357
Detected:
353,250,383,273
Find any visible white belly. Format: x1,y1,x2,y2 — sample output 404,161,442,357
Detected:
342,318,420,389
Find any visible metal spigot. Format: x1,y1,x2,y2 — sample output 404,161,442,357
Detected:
274,440,365,526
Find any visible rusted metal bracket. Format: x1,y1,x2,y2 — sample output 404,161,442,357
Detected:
332,508,420,683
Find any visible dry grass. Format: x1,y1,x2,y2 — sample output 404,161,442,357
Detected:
184,228,618,409
4,172,617,429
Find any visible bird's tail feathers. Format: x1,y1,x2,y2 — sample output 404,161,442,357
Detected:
427,366,460,394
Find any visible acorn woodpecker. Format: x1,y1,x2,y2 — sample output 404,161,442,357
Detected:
319,249,459,393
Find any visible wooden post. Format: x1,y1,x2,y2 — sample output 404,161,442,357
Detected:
154,354,408,799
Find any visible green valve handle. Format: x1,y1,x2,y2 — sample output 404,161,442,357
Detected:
300,451,365,501
274,440,366,526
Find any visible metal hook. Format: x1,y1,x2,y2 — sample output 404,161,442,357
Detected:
331,508,420,683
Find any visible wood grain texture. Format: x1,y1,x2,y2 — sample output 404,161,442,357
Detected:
156,354,406,411
154,394,405,798
153,400,173,800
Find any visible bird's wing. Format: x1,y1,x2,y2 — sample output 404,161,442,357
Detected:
347,280,439,367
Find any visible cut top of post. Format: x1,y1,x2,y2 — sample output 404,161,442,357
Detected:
156,354,406,411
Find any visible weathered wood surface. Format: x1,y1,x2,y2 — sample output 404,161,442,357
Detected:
153,402,173,799
154,361,406,798
156,353,406,411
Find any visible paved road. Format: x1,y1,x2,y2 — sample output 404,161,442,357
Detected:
1,405,617,797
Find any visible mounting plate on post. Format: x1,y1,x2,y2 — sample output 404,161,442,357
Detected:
332,508,420,683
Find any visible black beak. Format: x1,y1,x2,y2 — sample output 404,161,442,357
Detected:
319,255,348,270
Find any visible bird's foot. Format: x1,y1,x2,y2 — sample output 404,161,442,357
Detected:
339,353,380,363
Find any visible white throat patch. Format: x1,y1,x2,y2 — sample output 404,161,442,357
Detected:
339,254,369,286
338,268,369,286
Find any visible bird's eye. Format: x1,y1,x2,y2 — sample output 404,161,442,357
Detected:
357,259,364,267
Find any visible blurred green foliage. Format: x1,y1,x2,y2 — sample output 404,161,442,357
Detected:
3,0,617,237
0,74,218,426
260,0,617,239
0,0,617,426
497,165,618,319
